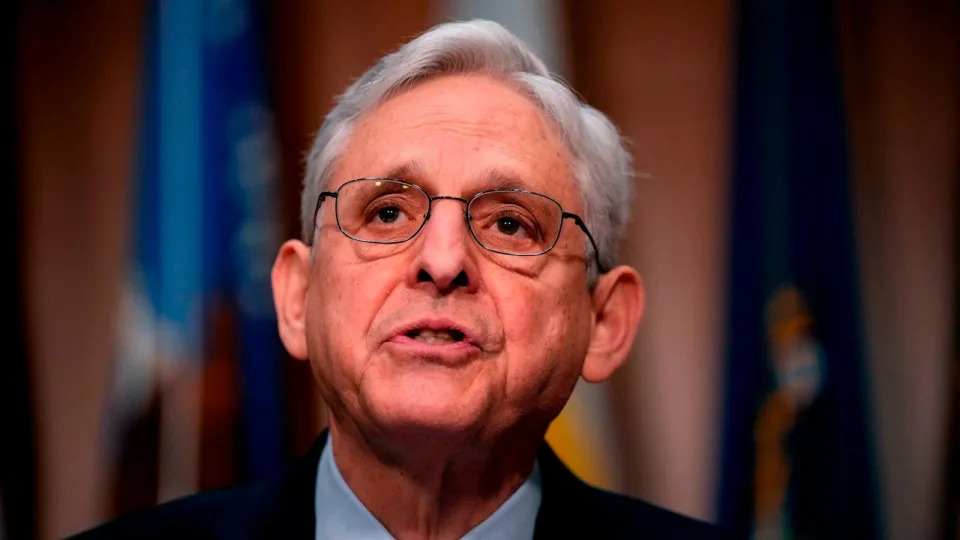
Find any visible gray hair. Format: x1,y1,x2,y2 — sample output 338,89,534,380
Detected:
301,19,634,275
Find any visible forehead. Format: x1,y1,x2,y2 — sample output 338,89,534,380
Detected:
333,75,580,206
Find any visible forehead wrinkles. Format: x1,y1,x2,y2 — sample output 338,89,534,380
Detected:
338,76,579,204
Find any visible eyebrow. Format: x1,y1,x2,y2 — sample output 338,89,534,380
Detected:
381,160,427,182
482,170,531,192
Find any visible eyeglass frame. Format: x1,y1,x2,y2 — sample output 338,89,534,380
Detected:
310,177,607,274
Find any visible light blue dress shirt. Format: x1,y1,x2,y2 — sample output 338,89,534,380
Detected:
314,438,542,540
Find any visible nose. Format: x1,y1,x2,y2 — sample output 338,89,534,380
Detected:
410,198,478,294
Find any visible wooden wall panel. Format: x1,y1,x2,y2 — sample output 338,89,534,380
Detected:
842,2,960,539
564,0,734,521
18,2,144,538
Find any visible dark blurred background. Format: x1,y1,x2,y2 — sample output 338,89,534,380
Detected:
7,1,958,539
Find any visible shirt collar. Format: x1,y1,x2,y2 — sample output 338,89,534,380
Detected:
314,437,542,540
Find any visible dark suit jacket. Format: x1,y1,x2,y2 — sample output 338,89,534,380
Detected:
72,431,729,539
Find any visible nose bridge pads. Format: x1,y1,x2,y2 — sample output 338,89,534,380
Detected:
424,198,469,219
421,199,472,243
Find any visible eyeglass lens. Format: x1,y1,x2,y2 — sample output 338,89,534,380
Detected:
334,178,563,255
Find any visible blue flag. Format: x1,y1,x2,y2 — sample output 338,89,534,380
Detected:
200,0,285,483
717,0,881,537
110,0,285,509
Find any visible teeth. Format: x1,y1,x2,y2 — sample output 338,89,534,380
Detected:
412,329,462,344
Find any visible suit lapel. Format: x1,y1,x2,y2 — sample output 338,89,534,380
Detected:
260,431,327,539
533,442,592,539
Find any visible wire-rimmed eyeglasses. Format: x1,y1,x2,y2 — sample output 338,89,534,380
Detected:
310,178,606,273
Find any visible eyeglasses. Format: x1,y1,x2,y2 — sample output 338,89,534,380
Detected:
311,178,606,273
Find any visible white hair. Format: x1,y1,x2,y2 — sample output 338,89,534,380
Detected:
301,19,634,276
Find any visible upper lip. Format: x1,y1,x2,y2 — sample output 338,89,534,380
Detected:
387,317,481,348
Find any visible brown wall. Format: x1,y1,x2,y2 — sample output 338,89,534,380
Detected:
564,0,734,519
19,3,143,538
843,1,959,538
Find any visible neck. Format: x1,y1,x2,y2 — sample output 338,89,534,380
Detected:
327,419,542,540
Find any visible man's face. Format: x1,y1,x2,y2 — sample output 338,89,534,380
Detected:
304,75,597,446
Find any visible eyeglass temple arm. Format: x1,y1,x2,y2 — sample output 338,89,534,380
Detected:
311,191,340,245
562,212,607,274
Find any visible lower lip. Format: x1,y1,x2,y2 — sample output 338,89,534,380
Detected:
385,335,481,366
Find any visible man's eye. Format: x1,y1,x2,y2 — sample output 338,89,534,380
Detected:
376,206,401,224
490,212,538,240
496,217,522,235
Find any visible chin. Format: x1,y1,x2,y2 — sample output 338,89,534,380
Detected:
358,365,492,444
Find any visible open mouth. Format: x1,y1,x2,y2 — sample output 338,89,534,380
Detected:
405,328,466,344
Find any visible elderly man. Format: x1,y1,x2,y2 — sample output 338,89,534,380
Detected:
76,19,725,540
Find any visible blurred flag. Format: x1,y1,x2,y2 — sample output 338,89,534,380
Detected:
200,0,285,487
716,0,881,538
107,0,284,514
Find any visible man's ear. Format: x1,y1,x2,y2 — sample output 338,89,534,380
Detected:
581,266,645,383
272,239,312,361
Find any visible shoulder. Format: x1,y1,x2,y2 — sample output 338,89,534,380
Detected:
69,435,326,540
67,483,270,539
534,443,734,540
579,485,733,540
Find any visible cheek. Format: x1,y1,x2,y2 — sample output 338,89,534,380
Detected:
496,277,592,406
306,256,402,394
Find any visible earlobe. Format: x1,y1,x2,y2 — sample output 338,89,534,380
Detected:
581,266,645,383
271,240,312,361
